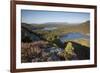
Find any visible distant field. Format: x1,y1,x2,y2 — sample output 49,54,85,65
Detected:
66,39,90,47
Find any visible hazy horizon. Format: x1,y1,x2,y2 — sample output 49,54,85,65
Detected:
21,10,90,24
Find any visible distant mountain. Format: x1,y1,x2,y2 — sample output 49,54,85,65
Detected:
21,20,90,36
77,20,90,34
43,22,69,25
84,20,90,24
33,21,90,25
42,20,90,27
80,20,90,26
22,20,89,27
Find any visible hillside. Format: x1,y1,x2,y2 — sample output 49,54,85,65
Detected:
21,40,90,62
69,41,90,60
21,20,90,36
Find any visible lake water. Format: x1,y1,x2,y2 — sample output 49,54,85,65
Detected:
60,32,90,43
42,27,57,31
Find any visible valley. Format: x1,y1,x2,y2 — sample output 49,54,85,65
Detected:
21,21,90,63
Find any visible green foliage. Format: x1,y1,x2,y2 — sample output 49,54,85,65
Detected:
57,42,74,60
63,42,75,60
65,42,74,55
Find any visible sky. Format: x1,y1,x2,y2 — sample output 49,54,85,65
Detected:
21,10,90,24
